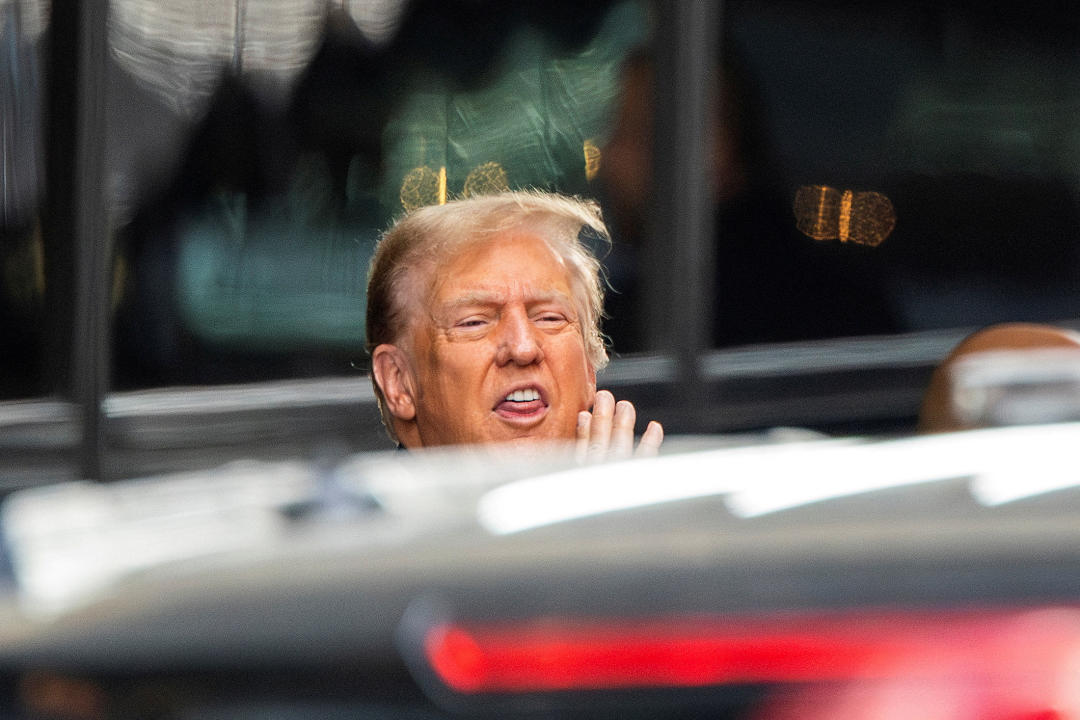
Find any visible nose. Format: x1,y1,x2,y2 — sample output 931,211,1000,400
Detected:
495,307,544,366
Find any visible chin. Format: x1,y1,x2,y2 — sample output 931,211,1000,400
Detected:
486,426,571,448
480,435,577,463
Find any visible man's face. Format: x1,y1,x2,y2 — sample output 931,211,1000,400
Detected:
397,230,597,447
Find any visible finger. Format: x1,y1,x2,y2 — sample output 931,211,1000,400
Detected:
586,390,615,462
635,420,664,457
610,400,636,459
574,410,591,464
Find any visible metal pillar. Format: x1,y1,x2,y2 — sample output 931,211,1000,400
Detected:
72,0,111,479
644,0,721,419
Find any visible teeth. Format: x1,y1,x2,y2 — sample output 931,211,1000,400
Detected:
506,389,540,402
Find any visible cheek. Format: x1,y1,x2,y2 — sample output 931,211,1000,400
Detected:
426,345,489,393
552,338,594,394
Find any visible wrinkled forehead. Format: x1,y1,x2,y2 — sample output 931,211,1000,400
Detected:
394,226,580,330
432,229,571,296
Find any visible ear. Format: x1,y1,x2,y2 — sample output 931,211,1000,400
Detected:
371,343,417,422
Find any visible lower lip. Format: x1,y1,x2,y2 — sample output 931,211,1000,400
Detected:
495,400,547,423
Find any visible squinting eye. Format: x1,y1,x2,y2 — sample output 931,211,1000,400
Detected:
536,313,568,325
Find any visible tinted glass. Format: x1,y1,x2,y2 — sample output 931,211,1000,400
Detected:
0,0,49,399
107,0,647,389
601,2,1080,352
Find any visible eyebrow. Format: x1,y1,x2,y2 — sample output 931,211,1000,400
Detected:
438,289,577,314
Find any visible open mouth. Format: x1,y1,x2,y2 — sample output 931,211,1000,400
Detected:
494,387,547,419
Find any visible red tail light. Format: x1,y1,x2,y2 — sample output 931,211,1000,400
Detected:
420,608,1080,696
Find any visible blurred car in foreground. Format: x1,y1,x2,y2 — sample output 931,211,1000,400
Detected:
0,425,1077,719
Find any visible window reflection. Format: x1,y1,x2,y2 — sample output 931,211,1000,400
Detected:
110,0,645,389
108,0,326,114
8,0,1076,402
728,2,1080,335
0,0,48,399
1,0,47,225
602,2,1080,351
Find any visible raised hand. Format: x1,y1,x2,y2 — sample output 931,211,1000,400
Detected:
575,390,664,463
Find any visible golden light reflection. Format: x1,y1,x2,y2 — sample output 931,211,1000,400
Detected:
583,139,601,181
401,162,510,210
462,161,509,198
399,166,441,212
794,185,895,247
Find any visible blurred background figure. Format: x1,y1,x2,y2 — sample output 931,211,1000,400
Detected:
919,322,1080,433
598,41,898,353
